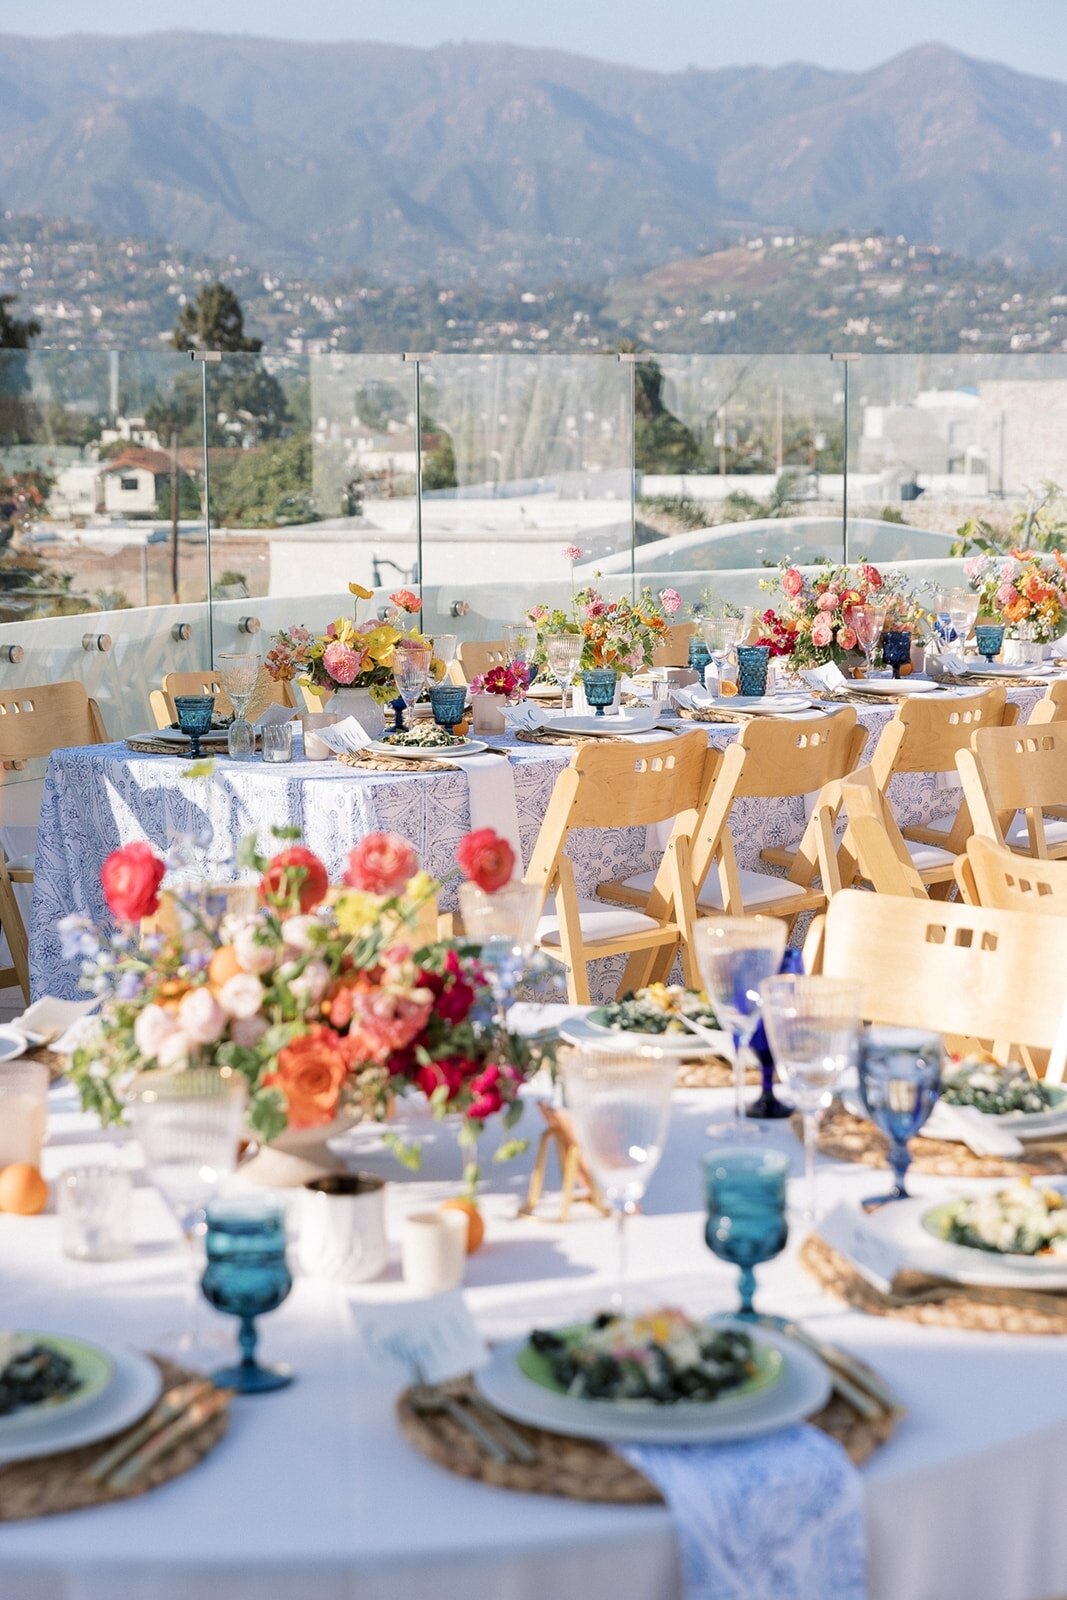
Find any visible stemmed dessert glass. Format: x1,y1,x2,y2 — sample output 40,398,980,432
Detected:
759,975,861,1223
217,652,259,760
562,1045,675,1311
202,1197,293,1393
392,639,433,731
847,604,888,679
694,916,788,1135
545,632,582,715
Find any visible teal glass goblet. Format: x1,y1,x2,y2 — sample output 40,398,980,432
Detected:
975,624,1005,665
173,694,216,760
429,684,468,734
581,668,618,717
705,1147,789,1318
202,1198,293,1394
736,645,770,697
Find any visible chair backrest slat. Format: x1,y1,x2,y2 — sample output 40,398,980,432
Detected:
839,767,928,898
651,622,695,668
454,642,508,685
0,681,107,761
870,687,1013,781
1029,680,1067,725
960,836,1067,916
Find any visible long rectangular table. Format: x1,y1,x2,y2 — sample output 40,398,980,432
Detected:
3,1048,1066,1600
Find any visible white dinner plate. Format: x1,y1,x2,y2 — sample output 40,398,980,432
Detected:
0,1024,28,1063
850,679,943,696
136,727,231,747
366,739,488,760
559,1011,730,1059
0,1344,162,1464
862,1196,1067,1291
702,694,815,716
527,683,563,700
475,1323,831,1445
540,711,661,736
0,1333,115,1436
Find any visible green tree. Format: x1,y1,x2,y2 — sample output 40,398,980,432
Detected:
147,283,290,447
171,282,261,353
0,294,40,350
209,436,315,528
422,430,457,491
630,356,703,474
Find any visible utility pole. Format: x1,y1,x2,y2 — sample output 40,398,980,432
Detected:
170,431,180,604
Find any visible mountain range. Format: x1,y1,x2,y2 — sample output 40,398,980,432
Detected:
1,33,1066,281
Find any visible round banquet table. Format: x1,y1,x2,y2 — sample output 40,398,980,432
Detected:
2,1031,1066,1600
29,688,1044,1003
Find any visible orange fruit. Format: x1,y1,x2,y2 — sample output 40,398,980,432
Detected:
719,679,738,697
209,945,244,988
440,1197,485,1254
0,1163,48,1216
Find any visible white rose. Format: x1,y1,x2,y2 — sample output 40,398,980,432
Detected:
233,924,278,975
133,1003,174,1062
287,959,330,1005
177,987,227,1045
229,1014,267,1049
217,973,265,1020
157,1029,193,1069
280,915,318,954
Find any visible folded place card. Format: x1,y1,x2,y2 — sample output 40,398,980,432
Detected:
801,663,849,694
500,702,547,732
816,1202,904,1296
255,704,298,730
308,716,373,754
350,1289,489,1384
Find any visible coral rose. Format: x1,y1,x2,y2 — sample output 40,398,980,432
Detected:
837,625,858,652
261,847,329,913
389,589,422,613
456,828,515,892
810,618,833,650
781,568,803,599
858,564,883,589
101,842,165,922
817,589,840,611
345,832,419,896
263,1026,349,1130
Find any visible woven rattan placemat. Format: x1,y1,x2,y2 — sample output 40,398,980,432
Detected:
800,1235,1067,1335
0,1356,231,1521
337,748,510,774
801,1103,1067,1179
397,1362,896,1502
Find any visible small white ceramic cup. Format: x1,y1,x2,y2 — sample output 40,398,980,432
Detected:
298,1173,388,1283
400,1209,468,1295
301,712,338,760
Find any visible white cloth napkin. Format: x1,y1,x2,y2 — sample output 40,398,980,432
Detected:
462,754,524,870
621,1427,867,1600
920,1100,1024,1158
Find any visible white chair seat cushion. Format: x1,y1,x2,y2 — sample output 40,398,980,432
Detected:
1006,817,1067,849
537,894,661,948
619,867,807,911
903,839,956,872
6,854,33,873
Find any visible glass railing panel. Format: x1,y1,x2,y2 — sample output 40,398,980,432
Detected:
416,353,633,639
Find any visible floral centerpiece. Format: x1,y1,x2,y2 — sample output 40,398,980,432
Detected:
526,584,680,676
264,585,445,705
963,551,1067,643
64,826,540,1193
756,560,923,668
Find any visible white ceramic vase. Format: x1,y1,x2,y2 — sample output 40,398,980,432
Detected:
329,686,387,738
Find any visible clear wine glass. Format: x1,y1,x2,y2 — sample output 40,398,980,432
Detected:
545,632,582,715
694,916,788,1134
432,633,458,671
562,1045,675,1311
217,652,259,760
502,623,531,667
947,590,978,652
759,975,861,1223
130,1068,247,1365
457,879,540,1046
847,604,888,678
857,1027,942,1206
392,639,432,730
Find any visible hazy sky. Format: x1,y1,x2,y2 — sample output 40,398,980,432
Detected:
2,0,1065,80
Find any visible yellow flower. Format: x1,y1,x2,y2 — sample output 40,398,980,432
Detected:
403,870,437,908
429,656,446,683
348,582,374,600
334,890,385,937
328,617,357,646
363,624,401,663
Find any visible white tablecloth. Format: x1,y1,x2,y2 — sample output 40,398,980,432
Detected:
29,690,1043,1003
4,1044,1067,1600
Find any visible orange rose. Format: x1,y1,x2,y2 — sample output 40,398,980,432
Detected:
263,1025,349,1130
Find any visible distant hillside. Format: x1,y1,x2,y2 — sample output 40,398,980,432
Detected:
0,34,1065,279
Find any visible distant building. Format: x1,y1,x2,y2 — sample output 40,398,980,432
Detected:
97,447,172,516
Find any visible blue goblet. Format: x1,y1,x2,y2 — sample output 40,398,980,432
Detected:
736,645,770,697
429,684,468,735
581,668,618,717
975,624,1005,666
201,1198,293,1393
173,694,216,760
857,1027,942,1206
881,629,912,679
705,1147,789,1318
688,638,712,679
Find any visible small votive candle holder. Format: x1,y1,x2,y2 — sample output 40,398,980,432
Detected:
736,644,771,697
58,1165,133,1262
400,1209,468,1296
261,722,293,763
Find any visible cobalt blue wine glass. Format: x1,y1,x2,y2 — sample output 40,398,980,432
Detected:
857,1027,943,1206
201,1198,293,1393
581,668,618,717
880,629,913,679
173,694,216,760
975,624,1005,665
428,684,468,735
705,1147,790,1319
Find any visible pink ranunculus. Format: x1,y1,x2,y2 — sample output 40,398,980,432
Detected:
217,973,265,1020
584,599,606,619
177,987,227,1045
345,832,419,896
133,1003,176,1062
287,959,331,1006
233,922,279,975
782,567,803,598
230,1014,268,1049
659,587,682,616
837,625,858,652
997,582,1018,607
563,545,584,562
389,589,421,613
817,589,840,611
323,640,360,685
157,1030,193,1069
811,618,834,649
280,914,319,954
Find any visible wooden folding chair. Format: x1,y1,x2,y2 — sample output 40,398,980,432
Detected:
862,688,1017,893
956,835,1067,915
956,723,1067,861
804,888,1067,1080
151,668,300,730
524,732,710,1004
1028,679,1067,726
837,767,929,899
0,681,110,1000
651,622,696,668
450,641,507,688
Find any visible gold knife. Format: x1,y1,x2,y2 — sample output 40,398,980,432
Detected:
82,1379,213,1483
104,1387,230,1494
